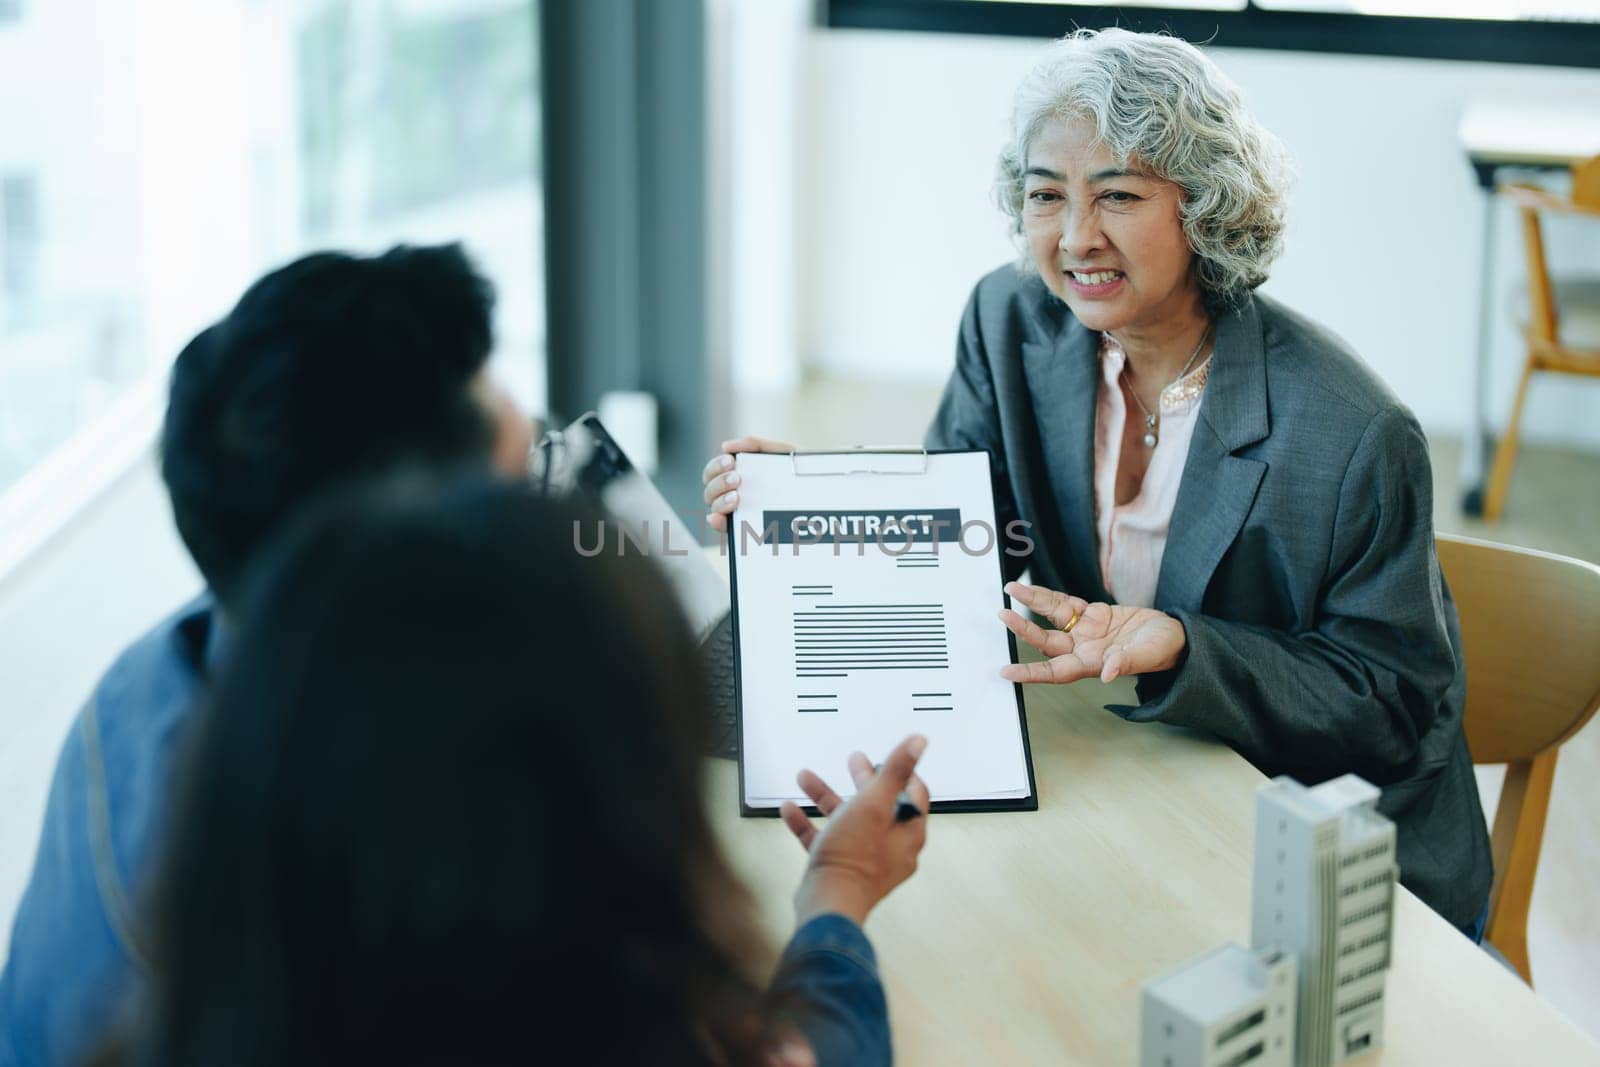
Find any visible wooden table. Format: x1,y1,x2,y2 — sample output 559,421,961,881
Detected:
706,665,1600,1065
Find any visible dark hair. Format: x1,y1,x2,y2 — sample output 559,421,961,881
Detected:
111,479,772,1067
160,244,498,605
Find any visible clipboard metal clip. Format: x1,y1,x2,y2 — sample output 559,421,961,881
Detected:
788,447,930,477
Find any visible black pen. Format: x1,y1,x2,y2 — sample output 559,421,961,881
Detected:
873,763,923,822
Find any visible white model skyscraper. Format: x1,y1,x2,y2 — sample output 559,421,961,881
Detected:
1251,774,1397,1067
1140,942,1298,1067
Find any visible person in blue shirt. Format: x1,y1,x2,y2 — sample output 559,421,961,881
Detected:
0,244,534,1067
86,479,927,1066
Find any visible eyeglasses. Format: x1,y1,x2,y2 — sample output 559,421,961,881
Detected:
527,413,633,500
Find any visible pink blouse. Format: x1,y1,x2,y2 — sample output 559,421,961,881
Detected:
1092,333,1213,609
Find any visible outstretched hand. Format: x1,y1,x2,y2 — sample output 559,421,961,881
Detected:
998,581,1185,685
780,734,930,928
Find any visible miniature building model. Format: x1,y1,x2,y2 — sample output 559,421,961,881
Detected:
1140,942,1298,1067
1251,774,1398,1067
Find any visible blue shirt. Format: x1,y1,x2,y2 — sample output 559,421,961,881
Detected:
0,595,217,1067
773,913,892,1065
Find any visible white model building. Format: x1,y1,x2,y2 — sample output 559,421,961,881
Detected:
1140,942,1297,1067
1251,774,1398,1067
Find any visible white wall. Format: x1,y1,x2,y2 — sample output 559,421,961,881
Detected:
793,29,1600,449
713,0,813,393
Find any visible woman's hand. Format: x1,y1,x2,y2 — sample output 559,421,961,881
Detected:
998,580,1186,684
780,734,930,928
701,435,796,534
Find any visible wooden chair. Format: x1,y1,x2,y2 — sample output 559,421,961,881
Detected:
1485,155,1600,521
1436,533,1600,984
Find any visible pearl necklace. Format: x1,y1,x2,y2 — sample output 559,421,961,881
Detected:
1119,323,1213,449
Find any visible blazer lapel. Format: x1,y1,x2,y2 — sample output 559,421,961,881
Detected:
1155,297,1270,615
1021,310,1109,603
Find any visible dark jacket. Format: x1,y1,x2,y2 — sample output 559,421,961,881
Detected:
927,264,1492,929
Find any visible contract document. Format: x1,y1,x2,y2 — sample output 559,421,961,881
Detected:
728,449,1037,815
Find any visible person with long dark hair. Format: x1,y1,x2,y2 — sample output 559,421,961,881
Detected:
95,480,927,1067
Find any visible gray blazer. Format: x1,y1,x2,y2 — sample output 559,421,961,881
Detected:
927,264,1492,929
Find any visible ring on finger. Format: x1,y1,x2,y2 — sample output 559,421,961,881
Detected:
1060,611,1080,634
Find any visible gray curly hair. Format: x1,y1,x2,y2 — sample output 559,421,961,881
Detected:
996,29,1293,311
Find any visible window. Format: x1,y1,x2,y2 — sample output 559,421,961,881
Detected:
1219,1039,1266,1067
825,0,1600,67
1215,1008,1267,1046
0,172,47,493
958,0,1600,14
0,175,38,304
1253,0,1598,17
0,0,543,533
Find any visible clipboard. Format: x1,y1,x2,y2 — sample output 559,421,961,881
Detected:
727,447,1038,817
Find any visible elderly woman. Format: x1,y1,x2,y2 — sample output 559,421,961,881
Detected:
704,29,1490,936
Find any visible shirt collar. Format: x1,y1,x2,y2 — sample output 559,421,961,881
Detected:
173,591,230,680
